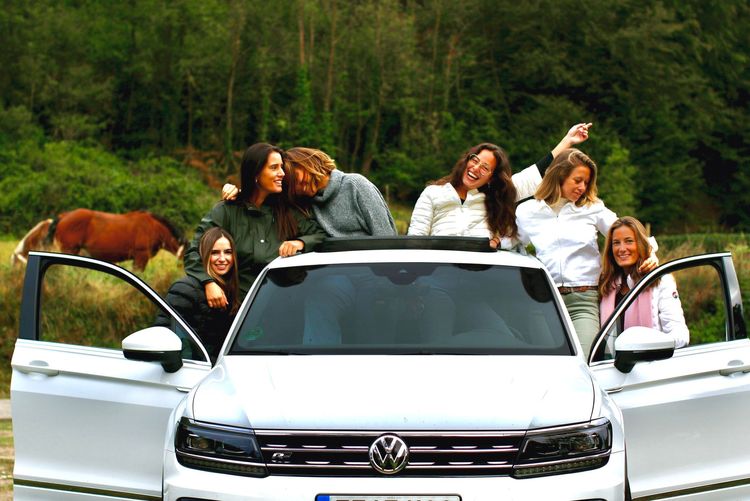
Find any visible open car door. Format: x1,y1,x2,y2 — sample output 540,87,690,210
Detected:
588,252,750,500
11,252,213,500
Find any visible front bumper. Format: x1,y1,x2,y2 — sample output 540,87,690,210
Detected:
164,449,626,501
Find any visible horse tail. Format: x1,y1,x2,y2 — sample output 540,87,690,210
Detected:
45,215,61,245
11,218,54,266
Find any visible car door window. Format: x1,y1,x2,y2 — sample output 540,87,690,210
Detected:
38,262,207,361
594,261,732,361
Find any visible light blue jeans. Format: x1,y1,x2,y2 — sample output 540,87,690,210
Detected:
561,289,600,357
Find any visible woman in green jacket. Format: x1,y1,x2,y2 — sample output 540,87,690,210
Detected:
184,143,325,308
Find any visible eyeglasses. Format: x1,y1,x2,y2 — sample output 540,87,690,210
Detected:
468,154,493,177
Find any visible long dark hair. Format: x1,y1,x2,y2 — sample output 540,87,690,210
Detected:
199,227,240,315
432,143,518,238
237,143,298,240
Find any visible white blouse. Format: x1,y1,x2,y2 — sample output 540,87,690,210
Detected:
408,164,542,249
516,198,617,286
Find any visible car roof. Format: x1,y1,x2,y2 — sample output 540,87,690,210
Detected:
267,236,545,270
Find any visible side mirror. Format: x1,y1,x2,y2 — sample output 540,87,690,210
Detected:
614,326,675,373
122,327,183,373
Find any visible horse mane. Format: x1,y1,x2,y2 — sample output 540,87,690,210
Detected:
147,212,185,242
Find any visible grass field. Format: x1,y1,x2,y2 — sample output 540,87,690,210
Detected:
0,420,12,500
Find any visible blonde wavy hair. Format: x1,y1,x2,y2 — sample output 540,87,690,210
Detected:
286,147,335,196
535,148,599,207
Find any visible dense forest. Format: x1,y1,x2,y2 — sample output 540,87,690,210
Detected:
0,0,748,234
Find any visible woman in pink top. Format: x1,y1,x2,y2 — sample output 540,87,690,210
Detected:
599,217,689,348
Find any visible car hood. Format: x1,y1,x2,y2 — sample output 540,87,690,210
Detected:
189,355,595,431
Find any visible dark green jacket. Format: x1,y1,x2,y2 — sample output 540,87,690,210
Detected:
184,201,325,297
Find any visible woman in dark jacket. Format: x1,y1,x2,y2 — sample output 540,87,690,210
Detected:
184,143,325,306
156,227,240,363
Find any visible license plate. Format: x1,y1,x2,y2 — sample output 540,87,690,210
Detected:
316,496,461,501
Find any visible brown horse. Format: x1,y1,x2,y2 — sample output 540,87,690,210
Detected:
13,209,188,271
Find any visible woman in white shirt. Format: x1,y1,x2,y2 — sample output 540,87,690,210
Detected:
516,149,656,356
408,123,592,249
599,216,688,348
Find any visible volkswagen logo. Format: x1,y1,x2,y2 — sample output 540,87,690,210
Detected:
368,434,409,474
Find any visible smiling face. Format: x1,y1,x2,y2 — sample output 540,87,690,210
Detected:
256,151,285,196
611,226,639,270
209,236,234,277
461,149,496,191
561,165,591,203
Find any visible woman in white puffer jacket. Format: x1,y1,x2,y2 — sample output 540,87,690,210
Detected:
599,216,689,348
407,123,591,249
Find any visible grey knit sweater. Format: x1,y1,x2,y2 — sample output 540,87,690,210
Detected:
312,169,397,237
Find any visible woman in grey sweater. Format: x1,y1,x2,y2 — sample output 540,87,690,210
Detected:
224,147,396,345
223,147,397,237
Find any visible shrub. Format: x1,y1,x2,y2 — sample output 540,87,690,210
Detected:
0,141,217,236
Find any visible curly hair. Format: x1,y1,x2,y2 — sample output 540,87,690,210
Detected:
432,143,518,238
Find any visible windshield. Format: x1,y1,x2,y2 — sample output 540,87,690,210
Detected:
230,263,572,355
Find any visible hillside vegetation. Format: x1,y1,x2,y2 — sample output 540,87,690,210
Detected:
1,1,749,233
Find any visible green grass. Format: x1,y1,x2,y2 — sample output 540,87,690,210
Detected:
0,420,12,499
389,201,412,235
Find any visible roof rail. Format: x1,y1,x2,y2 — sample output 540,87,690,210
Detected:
317,236,495,253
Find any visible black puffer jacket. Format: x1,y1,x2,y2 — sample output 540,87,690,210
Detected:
154,275,234,363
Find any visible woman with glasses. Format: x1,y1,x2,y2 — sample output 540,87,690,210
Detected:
406,124,591,342
407,123,591,249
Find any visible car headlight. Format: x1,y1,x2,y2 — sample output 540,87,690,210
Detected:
512,418,611,478
175,417,267,477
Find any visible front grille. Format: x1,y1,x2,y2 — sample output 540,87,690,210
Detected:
255,430,524,476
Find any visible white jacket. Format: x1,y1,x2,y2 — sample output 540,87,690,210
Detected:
516,198,617,286
616,274,690,348
407,164,542,249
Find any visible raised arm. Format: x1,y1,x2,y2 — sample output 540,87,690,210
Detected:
551,123,592,159
514,123,593,201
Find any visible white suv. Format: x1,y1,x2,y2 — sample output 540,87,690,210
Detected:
11,237,750,500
